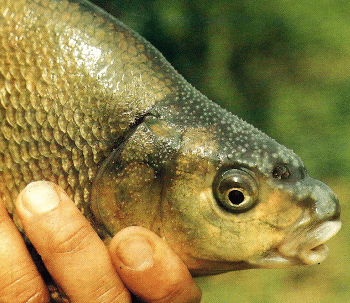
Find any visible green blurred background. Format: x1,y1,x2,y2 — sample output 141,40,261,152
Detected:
91,1,349,302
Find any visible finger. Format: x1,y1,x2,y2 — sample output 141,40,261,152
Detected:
0,195,49,303
110,227,202,303
15,181,131,303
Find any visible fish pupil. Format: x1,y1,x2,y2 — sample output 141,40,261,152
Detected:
228,190,245,205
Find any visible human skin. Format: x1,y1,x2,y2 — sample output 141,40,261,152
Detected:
0,181,201,303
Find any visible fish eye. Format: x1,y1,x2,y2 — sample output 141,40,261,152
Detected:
213,169,259,212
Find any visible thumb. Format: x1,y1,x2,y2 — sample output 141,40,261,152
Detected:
109,226,202,303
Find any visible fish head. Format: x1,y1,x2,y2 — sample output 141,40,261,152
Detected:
91,91,341,276
157,118,340,275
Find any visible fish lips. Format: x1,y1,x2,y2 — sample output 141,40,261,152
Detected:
248,220,341,267
248,174,341,268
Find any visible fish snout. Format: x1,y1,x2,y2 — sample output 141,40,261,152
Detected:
303,178,340,222
274,177,341,266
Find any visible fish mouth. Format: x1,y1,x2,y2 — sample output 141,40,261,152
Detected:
248,220,341,268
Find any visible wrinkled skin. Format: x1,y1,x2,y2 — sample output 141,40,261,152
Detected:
0,0,341,280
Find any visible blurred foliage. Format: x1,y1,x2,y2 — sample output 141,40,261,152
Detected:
89,1,349,302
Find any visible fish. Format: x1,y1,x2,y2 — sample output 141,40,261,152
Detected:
0,0,341,279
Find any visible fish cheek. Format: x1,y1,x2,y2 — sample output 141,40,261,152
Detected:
91,156,162,237
91,119,180,237
160,157,220,263
232,189,305,258
257,189,304,230
161,170,304,266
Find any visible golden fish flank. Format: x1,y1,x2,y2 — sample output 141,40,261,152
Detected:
0,0,341,276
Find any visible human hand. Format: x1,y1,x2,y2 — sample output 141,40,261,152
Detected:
0,181,201,302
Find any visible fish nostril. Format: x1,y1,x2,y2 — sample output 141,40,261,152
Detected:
307,179,341,222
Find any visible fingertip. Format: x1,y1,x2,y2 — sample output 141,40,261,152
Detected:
110,227,202,303
15,181,60,217
113,232,154,271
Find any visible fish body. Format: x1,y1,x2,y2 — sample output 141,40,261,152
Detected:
0,0,341,276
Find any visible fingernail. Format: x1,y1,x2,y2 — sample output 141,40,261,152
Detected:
117,235,154,270
20,181,60,215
